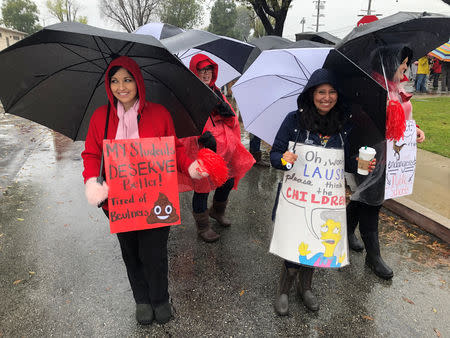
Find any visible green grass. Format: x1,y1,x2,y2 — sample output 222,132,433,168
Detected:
411,96,450,158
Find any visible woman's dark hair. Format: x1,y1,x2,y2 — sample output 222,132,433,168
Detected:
297,84,347,136
370,45,413,81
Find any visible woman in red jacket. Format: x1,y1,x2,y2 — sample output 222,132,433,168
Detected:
178,54,255,242
82,56,207,325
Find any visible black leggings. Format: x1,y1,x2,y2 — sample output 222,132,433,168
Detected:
104,209,170,306
192,177,235,213
346,200,382,234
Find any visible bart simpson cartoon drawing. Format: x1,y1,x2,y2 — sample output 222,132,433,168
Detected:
298,219,346,267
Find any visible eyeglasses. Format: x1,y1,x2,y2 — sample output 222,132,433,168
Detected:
198,67,213,74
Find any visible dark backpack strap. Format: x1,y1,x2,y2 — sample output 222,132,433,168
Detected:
96,102,111,208
97,101,111,184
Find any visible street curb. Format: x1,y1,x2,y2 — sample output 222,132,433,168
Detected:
383,199,450,243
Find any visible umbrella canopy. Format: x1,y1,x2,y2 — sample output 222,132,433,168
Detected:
232,47,387,146
0,22,221,141
243,36,328,72
248,35,293,50
428,41,450,62
337,11,450,73
134,22,184,40
162,30,256,87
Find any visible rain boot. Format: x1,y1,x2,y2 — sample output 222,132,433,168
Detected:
274,263,298,316
361,231,393,280
346,202,364,252
193,210,220,243
154,301,172,324
135,303,154,325
297,266,319,311
209,199,231,227
251,151,270,167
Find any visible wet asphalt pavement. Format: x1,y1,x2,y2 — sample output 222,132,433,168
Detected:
0,113,449,337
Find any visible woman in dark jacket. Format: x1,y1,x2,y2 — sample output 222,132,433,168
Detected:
346,45,425,280
270,68,353,315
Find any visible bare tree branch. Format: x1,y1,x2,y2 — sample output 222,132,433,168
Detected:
100,0,162,32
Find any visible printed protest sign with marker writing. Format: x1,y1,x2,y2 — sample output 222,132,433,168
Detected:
103,137,181,234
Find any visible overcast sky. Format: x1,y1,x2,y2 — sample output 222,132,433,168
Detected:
3,0,450,40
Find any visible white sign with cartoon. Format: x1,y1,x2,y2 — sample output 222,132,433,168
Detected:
270,142,349,268
385,120,417,199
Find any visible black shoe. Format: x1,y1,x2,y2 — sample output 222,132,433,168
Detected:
361,231,394,280
366,254,394,280
348,233,364,252
136,303,154,325
154,301,172,324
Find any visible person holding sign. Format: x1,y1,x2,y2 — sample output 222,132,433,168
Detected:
346,46,426,280
178,54,255,242
81,56,210,325
270,69,354,316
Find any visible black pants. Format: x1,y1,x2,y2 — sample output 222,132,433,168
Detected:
192,177,234,213
104,209,170,306
346,200,382,234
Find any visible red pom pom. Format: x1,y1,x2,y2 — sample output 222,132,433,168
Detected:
197,148,229,187
386,99,406,141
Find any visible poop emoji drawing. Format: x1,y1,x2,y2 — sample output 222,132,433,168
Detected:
147,193,180,224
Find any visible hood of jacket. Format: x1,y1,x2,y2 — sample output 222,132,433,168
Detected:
105,56,146,114
189,53,218,89
302,68,338,96
297,68,339,110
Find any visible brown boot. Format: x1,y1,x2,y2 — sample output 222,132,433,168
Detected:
209,199,231,227
193,210,220,242
251,151,270,167
274,263,298,316
297,266,319,311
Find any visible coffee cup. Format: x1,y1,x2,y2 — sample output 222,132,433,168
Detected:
357,146,376,175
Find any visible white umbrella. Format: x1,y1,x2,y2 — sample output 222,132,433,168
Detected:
232,47,387,145
134,22,184,40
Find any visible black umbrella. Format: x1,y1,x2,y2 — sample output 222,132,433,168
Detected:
0,22,221,141
161,29,256,87
337,11,450,73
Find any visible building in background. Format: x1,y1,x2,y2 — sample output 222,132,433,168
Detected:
0,27,26,51
295,31,341,46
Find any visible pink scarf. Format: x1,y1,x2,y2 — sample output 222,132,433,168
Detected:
115,99,140,140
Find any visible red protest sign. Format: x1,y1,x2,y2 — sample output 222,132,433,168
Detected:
103,137,181,233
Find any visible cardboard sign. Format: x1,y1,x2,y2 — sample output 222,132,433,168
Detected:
103,137,181,233
385,120,417,199
270,143,349,268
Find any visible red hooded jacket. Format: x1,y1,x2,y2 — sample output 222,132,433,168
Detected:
82,56,193,207
178,54,255,193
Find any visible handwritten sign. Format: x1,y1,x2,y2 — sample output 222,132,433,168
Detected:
385,120,417,199
103,137,181,233
270,143,349,268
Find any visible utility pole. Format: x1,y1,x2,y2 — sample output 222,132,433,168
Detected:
358,0,382,17
367,0,373,15
312,0,325,32
300,17,306,32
